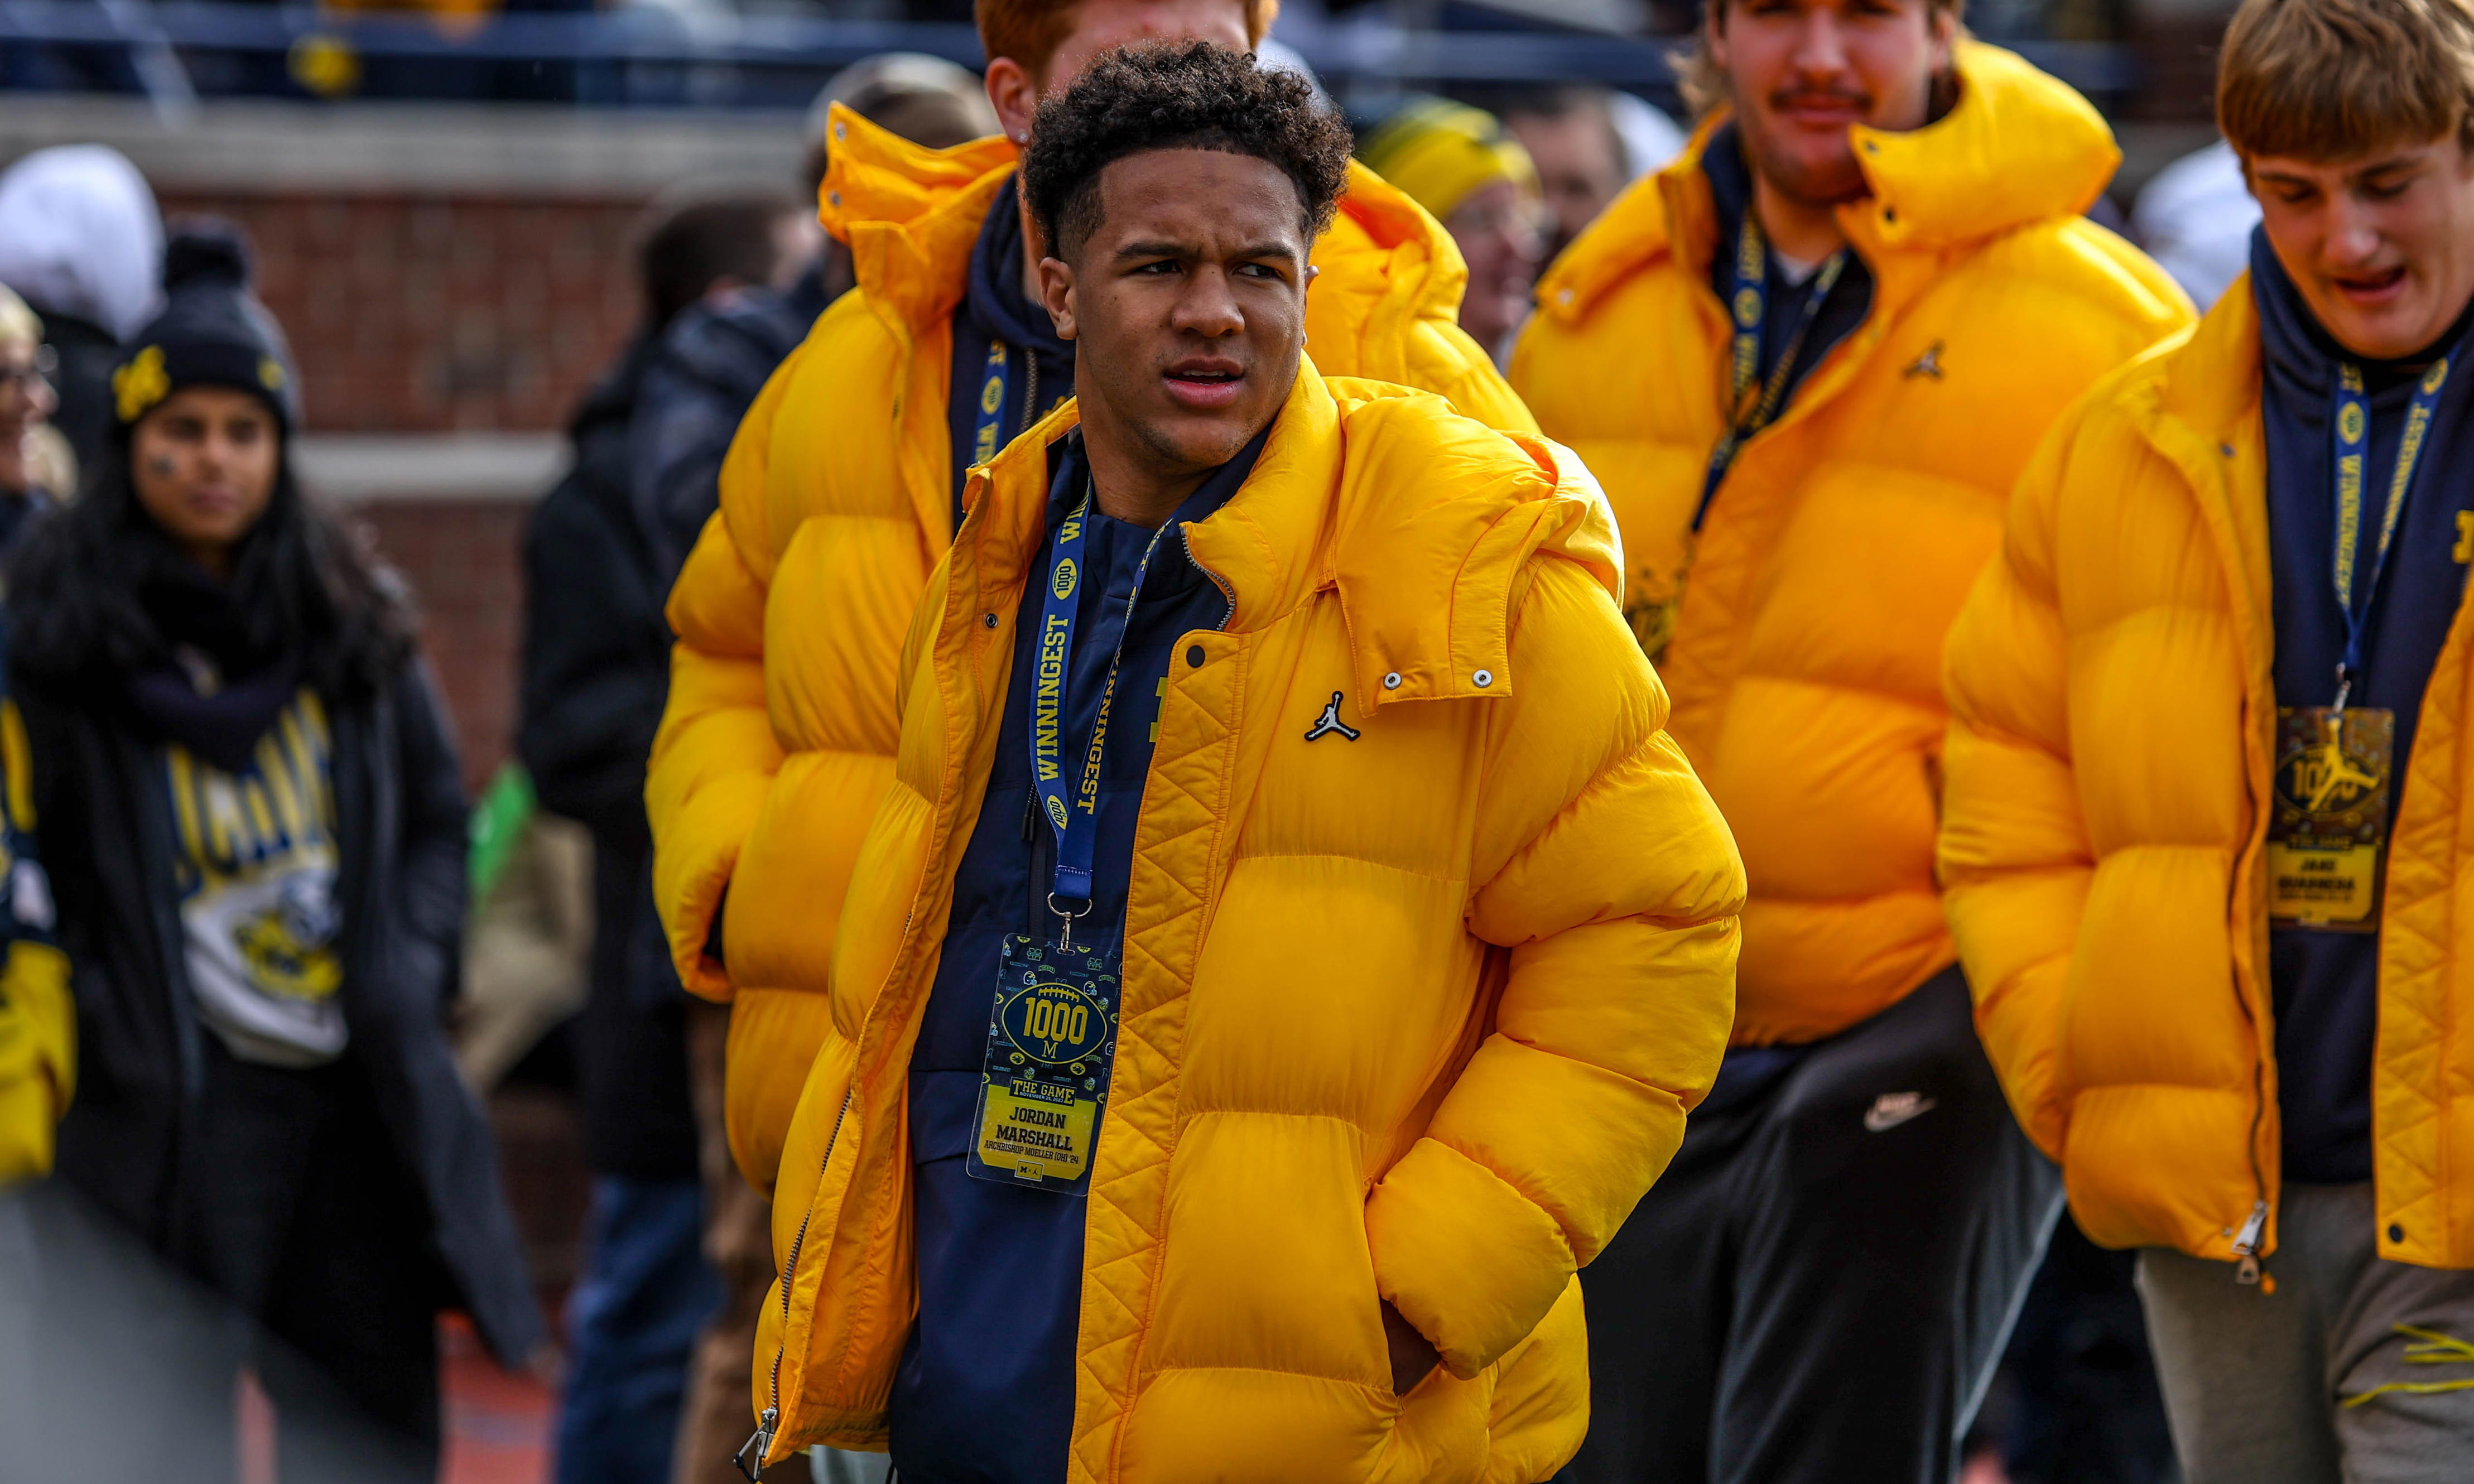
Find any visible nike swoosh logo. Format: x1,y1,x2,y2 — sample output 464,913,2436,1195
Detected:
1864,1092,1937,1133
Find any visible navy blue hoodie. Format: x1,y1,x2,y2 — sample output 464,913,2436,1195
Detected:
2256,227,2474,1184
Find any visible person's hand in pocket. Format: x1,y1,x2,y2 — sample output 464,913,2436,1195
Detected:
1380,1299,1440,1395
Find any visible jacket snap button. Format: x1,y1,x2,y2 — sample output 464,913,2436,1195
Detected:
1186,645,1206,668
2221,442,2236,457
1472,669,1493,688
828,190,841,208
1383,672,1402,690
1557,288,1573,306
983,612,998,629
833,121,846,141
2390,1223,2406,1244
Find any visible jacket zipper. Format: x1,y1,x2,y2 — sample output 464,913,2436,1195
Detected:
2231,1197,2269,1285
740,515,1224,1480
736,1085,855,1478
1178,524,1236,632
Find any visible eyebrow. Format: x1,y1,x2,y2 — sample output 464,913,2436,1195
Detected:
2255,154,2423,187
1114,238,1301,264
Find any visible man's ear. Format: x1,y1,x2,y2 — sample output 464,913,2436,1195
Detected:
1038,255,1080,341
1927,6,1957,75
985,57,1038,146
1703,0,1730,71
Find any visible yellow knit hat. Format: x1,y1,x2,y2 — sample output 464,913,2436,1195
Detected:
1355,97,1541,223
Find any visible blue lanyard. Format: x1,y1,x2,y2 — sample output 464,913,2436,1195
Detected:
2328,353,2453,708
971,339,1013,470
1696,215,1848,528
1027,486,1179,923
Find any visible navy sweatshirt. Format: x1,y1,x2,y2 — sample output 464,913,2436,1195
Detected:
888,423,1272,1483
947,177,1078,530
2256,228,2474,1184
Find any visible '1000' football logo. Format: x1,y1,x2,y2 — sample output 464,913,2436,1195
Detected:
1005,979,1107,1066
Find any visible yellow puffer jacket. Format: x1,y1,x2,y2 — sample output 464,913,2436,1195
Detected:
1509,43,2191,1046
651,107,1536,1193
743,360,1743,1475
1942,281,2474,1270
0,697,73,1187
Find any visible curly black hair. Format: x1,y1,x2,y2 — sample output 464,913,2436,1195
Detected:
1020,40,1354,263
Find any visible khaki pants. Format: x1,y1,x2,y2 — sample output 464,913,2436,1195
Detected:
673,1004,810,1484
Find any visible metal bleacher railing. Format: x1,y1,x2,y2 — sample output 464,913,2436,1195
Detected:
0,0,2136,113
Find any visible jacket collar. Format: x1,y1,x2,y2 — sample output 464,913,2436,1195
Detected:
820,103,1019,334
959,363,1620,710
1534,40,2121,324
1318,158,1474,330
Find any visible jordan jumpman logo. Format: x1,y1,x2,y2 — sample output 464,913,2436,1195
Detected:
1303,691,1361,742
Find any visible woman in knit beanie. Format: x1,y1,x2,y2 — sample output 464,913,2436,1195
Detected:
1356,96,1549,360
4,219,545,1478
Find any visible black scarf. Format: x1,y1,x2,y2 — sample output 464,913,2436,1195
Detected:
124,558,301,774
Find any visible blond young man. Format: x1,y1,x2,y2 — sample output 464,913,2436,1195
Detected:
1510,0,2191,1477
1941,0,2474,1476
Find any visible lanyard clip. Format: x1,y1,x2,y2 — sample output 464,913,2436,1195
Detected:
1048,893,1092,951
2333,666,2353,715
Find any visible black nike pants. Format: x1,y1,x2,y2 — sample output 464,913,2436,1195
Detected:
1565,966,2064,1484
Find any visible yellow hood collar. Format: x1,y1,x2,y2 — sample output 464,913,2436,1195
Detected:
1326,158,1475,325
821,104,1476,346
962,362,1620,709
2150,270,2260,440
819,102,1018,331
1537,40,2121,322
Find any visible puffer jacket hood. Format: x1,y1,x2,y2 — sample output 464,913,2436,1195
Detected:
646,104,1541,1199
1511,40,2191,1047
741,359,1740,1475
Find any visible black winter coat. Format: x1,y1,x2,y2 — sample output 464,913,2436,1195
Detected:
22,663,546,1365
518,334,697,1181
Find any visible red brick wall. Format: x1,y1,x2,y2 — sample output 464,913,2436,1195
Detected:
158,192,643,435
352,499,531,796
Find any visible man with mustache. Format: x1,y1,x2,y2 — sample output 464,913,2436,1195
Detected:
706,40,1743,1480
1510,0,2191,1478
1942,0,2474,1476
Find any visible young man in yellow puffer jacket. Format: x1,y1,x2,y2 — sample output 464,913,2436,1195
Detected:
647,0,1537,1209
1510,3,2191,1478
716,42,1743,1480
1942,0,2474,1474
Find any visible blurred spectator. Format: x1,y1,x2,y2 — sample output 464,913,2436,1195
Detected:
1500,85,1636,263
1609,88,1690,179
454,765,595,1094
520,185,812,1484
2129,140,2259,312
0,286,73,529
1995,1223,2179,1484
628,55,994,1484
1356,96,1547,361
0,144,164,483
4,218,545,1478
